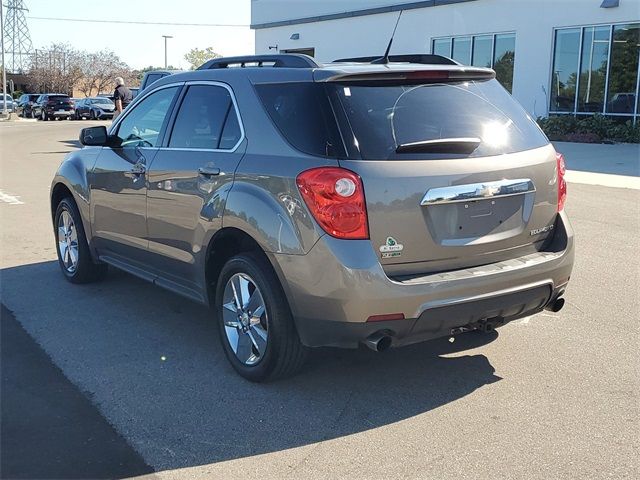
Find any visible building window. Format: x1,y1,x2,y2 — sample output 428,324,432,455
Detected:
432,33,516,93
550,23,640,121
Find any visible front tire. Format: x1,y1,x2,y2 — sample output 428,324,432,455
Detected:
54,197,107,284
215,252,307,382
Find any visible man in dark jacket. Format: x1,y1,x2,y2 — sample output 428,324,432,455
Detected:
113,76,132,119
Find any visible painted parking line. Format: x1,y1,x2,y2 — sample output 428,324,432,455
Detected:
566,170,640,190
0,190,24,205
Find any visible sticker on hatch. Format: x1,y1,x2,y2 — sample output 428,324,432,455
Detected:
379,236,404,258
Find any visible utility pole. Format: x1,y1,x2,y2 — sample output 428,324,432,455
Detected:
1,1,7,116
162,35,173,68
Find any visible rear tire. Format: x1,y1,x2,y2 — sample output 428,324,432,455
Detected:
54,197,107,284
215,252,307,382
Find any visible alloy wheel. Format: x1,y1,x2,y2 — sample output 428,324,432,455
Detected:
222,273,269,365
57,210,79,273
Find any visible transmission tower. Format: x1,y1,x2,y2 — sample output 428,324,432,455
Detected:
2,0,33,73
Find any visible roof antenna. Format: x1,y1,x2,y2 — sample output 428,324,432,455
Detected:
371,10,403,64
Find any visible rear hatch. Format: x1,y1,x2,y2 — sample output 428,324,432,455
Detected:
324,70,559,275
48,95,73,111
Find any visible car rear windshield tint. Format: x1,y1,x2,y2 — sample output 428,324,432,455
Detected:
49,95,70,101
255,83,345,158
333,79,548,160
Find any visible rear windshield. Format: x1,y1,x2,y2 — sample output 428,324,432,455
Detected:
49,95,70,101
256,79,548,160
335,80,548,159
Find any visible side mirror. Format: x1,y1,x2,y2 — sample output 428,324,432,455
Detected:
79,126,110,146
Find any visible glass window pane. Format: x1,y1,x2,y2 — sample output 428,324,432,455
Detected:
550,28,581,112
433,38,451,57
494,33,516,93
169,85,234,149
116,86,178,147
334,80,548,160
472,35,493,68
255,83,345,158
578,26,610,112
606,23,639,114
452,37,471,64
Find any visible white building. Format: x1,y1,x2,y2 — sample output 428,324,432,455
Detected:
251,0,640,121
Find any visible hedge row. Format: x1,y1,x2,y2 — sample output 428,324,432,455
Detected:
537,114,640,144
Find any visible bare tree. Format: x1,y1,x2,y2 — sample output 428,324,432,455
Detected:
28,44,135,96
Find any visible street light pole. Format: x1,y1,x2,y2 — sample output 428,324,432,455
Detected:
162,35,173,69
1,1,8,116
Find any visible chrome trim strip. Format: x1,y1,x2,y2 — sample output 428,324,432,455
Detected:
421,178,535,205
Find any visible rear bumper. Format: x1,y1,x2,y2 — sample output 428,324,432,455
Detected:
269,211,574,348
49,110,74,116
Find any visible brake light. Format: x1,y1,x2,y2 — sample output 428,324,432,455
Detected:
296,167,369,239
556,153,567,212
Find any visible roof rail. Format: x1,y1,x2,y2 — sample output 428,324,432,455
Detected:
198,54,319,70
332,54,458,66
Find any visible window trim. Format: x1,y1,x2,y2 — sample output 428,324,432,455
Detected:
159,80,246,153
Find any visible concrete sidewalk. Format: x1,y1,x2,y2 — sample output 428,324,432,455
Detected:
553,141,640,190
553,141,639,177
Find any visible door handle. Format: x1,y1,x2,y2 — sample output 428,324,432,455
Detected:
198,166,221,177
131,162,146,175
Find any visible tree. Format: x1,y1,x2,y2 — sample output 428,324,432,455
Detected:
27,44,136,96
184,47,221,70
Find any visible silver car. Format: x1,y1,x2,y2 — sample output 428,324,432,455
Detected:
50,54,574,381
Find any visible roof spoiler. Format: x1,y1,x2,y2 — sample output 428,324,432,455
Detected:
333,54,458,66
318,68,496,83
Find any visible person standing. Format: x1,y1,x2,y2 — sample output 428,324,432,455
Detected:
113,77,132,120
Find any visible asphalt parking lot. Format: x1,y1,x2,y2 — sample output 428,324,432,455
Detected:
1,120,638,479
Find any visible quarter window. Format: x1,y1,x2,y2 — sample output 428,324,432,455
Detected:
168,85,242,150
115,86,179,148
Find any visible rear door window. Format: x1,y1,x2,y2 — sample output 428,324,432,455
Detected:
168,84,242,150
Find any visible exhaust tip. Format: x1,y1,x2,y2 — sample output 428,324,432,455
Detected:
364,333,392,352
546,297,565,313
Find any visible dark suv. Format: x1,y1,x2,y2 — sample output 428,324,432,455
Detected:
34,94,75,121
51,54,574,381
16,93,40,117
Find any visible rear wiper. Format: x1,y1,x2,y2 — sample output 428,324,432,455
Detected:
396,137,481,154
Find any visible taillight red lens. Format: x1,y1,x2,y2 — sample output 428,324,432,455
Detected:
296,167,369,239
556,153,567,212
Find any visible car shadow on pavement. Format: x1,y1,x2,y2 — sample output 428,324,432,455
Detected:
1,260,501,475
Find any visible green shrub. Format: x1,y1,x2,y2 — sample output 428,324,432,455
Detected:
537,114,640,144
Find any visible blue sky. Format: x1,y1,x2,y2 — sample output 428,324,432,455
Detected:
24,0,254,69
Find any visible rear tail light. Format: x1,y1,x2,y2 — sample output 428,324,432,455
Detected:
366,313,405,322
296,167,369,239
556,153,567,212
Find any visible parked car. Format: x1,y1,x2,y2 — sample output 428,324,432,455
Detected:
607,93,636,114
16,93,40,117
139,70,181,92
1,94,16,113
130,87,140,99
50,54,574,381
34,94,75,121
75,97,116,120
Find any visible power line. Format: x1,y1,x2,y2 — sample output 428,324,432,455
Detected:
26,16,249,27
